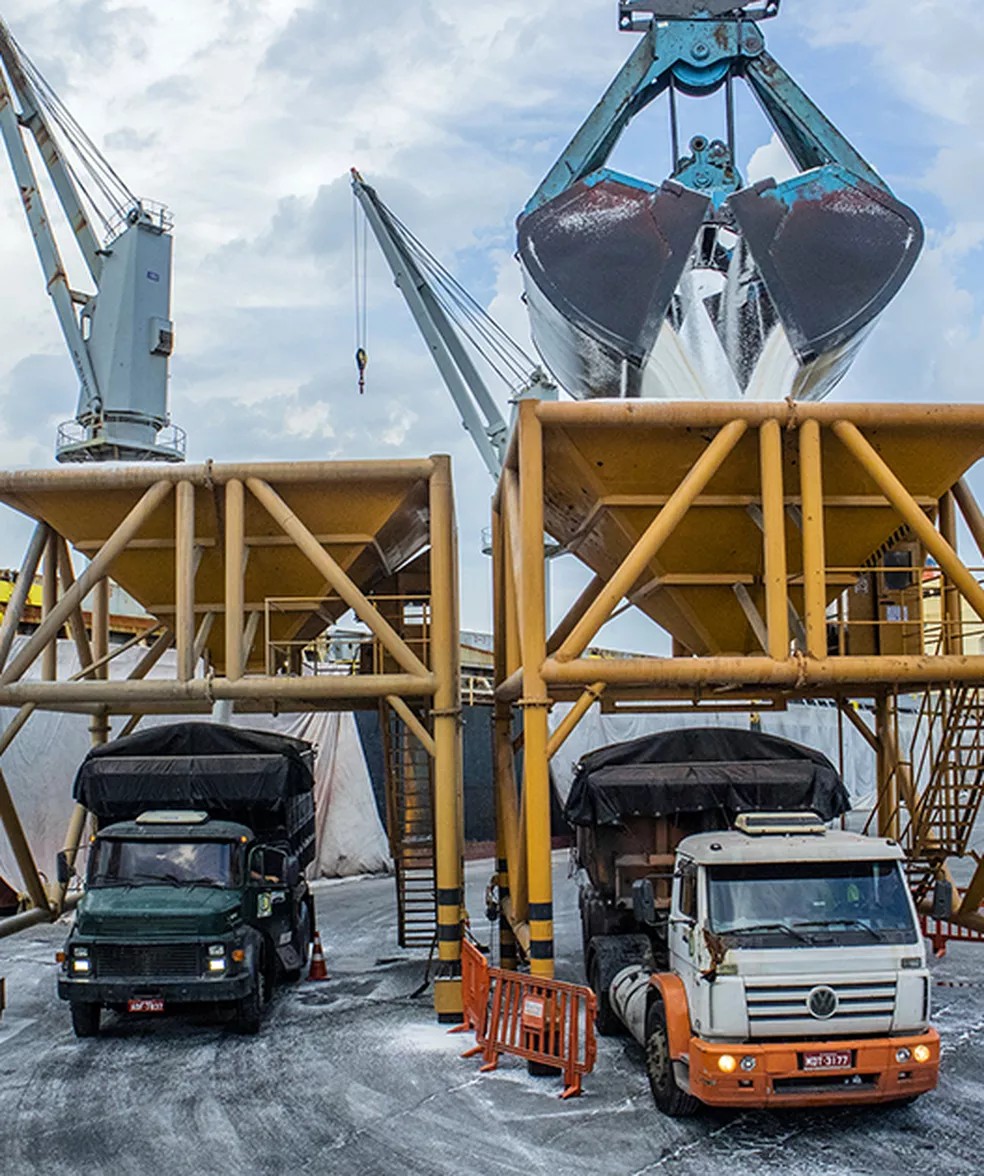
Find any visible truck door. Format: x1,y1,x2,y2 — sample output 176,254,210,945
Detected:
669,859,697,977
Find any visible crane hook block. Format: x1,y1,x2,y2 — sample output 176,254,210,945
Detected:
356,347,368,395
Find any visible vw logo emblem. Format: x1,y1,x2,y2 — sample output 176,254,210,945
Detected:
807,986,838,1020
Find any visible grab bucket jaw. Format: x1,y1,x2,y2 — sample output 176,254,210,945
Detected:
518,164,923,402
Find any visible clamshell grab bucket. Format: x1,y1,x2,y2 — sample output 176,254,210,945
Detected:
517,164,923,402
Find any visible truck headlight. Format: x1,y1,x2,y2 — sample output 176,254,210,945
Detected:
913,1044,932,1064
71,958,90,974
717,1054,737,1073
73,945,89,958
895,1047,911,1063
740,1055,757,1072
207,944,225,957
207,957,227,973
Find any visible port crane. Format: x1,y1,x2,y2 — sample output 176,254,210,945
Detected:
0,18,182,462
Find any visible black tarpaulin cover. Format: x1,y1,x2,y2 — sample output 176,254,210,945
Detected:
74,723,317,865
564,727,850,828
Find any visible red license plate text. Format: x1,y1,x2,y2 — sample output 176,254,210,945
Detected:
128,998,164,1014
802,1050,852,1070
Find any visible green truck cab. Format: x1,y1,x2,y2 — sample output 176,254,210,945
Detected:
57,723,317,1037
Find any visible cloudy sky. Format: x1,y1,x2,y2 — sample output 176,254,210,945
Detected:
0,0,981,645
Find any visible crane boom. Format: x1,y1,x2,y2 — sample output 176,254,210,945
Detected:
0,19,183,463
351,169,538,481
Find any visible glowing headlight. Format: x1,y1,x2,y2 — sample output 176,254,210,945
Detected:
913,1044,932,1064
717,1054,737,1074
740,1055,757,1072
207,958,226,973
895,1047,912,1063
71,958,90,973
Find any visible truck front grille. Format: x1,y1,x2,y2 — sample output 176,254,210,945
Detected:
745,977,897,1035
92,943,202,979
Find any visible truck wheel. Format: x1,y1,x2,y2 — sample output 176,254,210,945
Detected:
71,1002,101,1038
236,953,269,1035
587,934,654,1037
645,1003,699,1118
588,949,624,1037
284,901,312,984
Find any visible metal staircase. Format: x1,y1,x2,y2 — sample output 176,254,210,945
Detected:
382,706,438,948
900,686,984,903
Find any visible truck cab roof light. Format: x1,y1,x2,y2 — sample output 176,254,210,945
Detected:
135,810,210,825
734,811,826,836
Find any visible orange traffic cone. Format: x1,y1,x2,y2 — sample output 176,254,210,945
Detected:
308,930,330,981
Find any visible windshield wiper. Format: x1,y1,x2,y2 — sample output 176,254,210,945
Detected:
719,922,813,945
124,871,186,887
793,918,884,941
181,877,226,888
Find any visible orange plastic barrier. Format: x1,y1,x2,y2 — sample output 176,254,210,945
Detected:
921,912,984,958
447,937,491,1057
478,969,597,1098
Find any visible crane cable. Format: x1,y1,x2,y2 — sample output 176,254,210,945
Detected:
353,189,369,394
388,208,538,393
6,30,137,236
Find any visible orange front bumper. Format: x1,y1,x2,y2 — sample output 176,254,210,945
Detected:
688,1028,940,1108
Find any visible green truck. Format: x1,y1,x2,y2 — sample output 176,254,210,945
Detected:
57,723,317,1037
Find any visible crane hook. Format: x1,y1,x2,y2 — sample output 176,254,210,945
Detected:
355,347,368,395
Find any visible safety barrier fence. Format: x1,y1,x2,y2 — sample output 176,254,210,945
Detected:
449,938,597,1098
447,936,491,1050
921,912,984,958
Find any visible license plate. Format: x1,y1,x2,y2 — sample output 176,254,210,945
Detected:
128,998,164,1014
802,1050,852,1071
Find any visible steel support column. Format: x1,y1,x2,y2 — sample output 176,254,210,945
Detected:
224,479,245,682
799,419,828,659
429,455,464,1020
517,401,554,977
759,419,790,660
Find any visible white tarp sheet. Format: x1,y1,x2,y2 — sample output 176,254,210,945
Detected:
0,638,391,892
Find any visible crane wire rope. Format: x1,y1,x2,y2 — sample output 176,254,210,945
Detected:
352,188,369,393
387,208,538,393
6,30,138,236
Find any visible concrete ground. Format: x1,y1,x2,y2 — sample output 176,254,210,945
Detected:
1,854,982,1176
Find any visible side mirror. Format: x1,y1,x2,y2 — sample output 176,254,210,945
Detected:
932,878,954,920
55,850,74,887
249,846,288,884
632,878,656,926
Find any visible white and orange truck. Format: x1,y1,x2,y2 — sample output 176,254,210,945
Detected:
569,728,939,1115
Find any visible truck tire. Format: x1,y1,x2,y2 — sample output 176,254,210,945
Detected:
236,949,269,1035
71,1002,101,1038
284,900,312,983
645,1002,699,1118
587,934,654,1037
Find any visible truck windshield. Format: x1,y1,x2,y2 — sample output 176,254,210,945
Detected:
89,840,240,889
706,860,918,946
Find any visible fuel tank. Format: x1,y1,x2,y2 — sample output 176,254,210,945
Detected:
517,161,923,402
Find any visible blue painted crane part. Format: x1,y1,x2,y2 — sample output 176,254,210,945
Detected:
517,5,923,403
